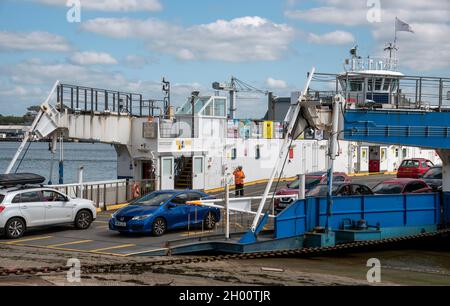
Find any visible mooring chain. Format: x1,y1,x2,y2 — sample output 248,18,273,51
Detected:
0,229,448,277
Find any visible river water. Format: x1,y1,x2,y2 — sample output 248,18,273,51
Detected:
0,141,117,183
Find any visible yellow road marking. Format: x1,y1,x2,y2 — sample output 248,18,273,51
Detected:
121,248,169,257
5,236,53,245
0,241,131,257
89,244,136,253
47,240,93,248
180,231,213,237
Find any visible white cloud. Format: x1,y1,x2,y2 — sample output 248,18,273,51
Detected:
284,0,450,71
81,16,296,62
31,0,163,12
70,51,118,65
0,58,207,115
0,31,72,52
285,0,450,25
266,77,288,89
286,7,367,26
123,55,155,68
308,31,355,45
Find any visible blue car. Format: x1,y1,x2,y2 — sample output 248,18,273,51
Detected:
109,190,220,236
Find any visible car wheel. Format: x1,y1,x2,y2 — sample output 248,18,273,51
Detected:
5,218,26,239
152,218,166,236
203,212,216,230
74,210,93,230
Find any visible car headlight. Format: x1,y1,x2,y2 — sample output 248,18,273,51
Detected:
111,211,118,218
132,214,152,221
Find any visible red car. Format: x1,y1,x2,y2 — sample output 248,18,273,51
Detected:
397,158,434,179
372,178,432,195
274,172,351,212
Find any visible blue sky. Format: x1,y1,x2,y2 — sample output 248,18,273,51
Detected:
0,0,449,116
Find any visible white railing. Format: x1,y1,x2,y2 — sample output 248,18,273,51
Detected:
47,178,156,210
188,193,299,239
350,57,398,72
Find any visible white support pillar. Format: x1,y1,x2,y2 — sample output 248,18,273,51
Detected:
437,149,450,192
225,183,230,240
298,174,306,200
78,166,84,198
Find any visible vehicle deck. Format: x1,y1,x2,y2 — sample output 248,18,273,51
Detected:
0,174,394,257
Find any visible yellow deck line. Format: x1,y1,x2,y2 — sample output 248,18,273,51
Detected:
88,244,136,253
47,240,93,248
0,242,131,257
120,248,169,257
180,230,213,237
5,236,53,245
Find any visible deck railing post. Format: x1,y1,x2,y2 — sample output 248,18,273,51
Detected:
76,86,79,109
225,183,230,240
103,184,107,211
70,87,74,109
105,90,108,111
84,89,87,112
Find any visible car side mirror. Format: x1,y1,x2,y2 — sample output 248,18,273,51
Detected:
167,203,176,209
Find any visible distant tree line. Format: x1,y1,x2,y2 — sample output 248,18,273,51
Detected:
0,106,40,125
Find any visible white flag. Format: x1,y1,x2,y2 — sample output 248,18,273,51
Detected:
395,17,414,33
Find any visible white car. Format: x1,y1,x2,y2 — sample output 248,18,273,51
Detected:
0,187,97,239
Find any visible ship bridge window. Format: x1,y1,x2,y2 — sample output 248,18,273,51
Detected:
375,78,383,91
194,97,211,113
391,79,399,92
198,97,226,117
176,97,212,115
368,78,384,92
213,98,226,117
349,79,363,92
383,78,392,91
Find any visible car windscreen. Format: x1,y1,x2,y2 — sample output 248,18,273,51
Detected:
0,194,4,204
307,185,339,197
132,193,174,206
423,168,442,179
372,183,403,194
401,160,419,167
289,177,321,189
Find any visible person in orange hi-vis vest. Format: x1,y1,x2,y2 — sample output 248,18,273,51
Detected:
233,166,246,197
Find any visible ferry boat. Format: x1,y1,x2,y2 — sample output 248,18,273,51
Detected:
4,46,442,192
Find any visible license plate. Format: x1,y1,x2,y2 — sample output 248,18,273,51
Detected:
115,221,127,227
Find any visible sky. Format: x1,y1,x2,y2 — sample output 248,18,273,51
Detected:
0,0,449,117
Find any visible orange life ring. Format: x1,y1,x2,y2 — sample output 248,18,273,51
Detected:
132,182,141,198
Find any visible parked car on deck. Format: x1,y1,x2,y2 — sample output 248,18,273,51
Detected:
109,190,220,236
421,166,442,192
0,178,97,239
274,172,351,212
397,158,434,179
372,178,432,195
306,183,374,198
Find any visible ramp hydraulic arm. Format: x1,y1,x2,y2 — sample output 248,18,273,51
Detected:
5,81,61,174
249,68,316,233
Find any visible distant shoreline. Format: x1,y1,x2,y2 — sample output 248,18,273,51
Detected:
0,138,103,144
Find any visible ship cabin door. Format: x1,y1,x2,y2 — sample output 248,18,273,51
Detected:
359,146,369,173
192,156,205,190
141,161,156,194
160,157,175,190
369,146,381,173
